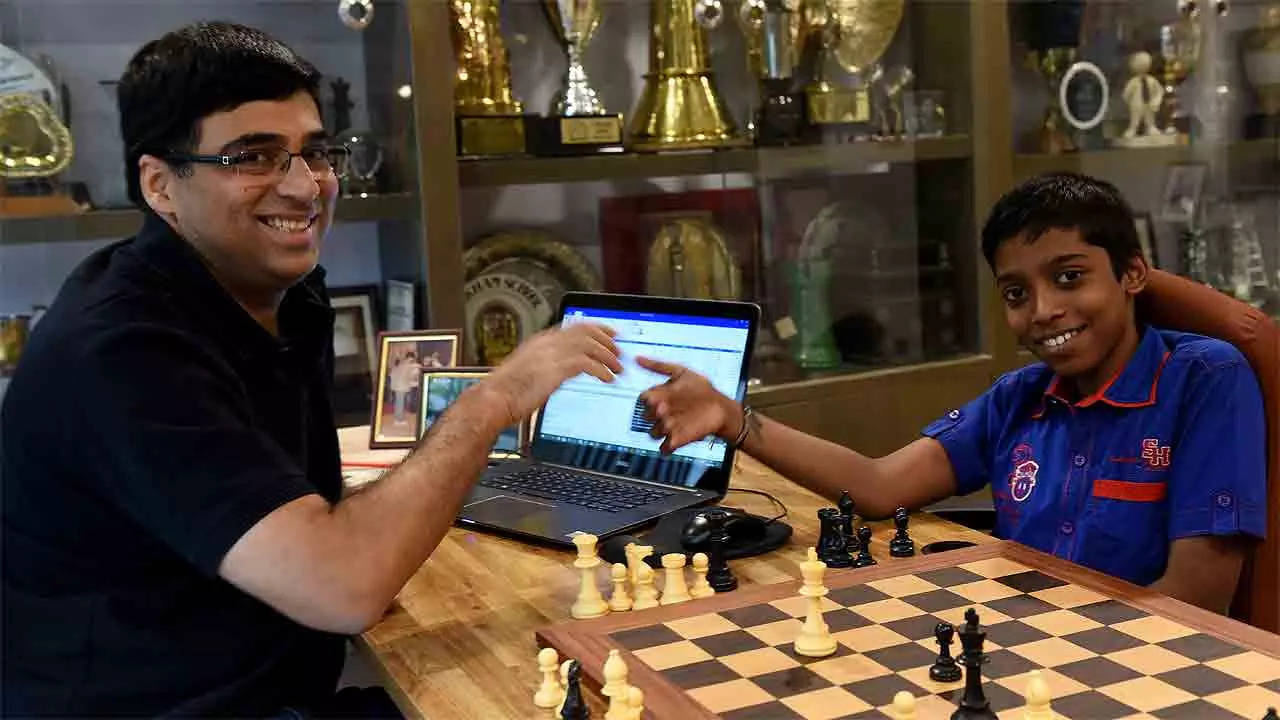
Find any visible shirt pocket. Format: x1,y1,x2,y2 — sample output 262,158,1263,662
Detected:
1080,473,1170,585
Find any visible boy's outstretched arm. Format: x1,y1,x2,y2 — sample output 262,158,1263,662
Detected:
1149,536,1248,613
637,357,958,519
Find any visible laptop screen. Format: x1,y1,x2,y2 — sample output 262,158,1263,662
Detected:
532,305,752,488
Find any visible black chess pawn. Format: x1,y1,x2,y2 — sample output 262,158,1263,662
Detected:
838,490,857,538
560,659,589,720
853,525,877,567
951,608,995,720
889,507,916,557
703,509,739,592
929,622,962,682
817,508,853,568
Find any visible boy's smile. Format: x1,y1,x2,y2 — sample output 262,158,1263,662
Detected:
994,227,1147,397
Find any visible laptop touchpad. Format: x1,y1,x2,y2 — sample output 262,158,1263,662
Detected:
464,495,555,531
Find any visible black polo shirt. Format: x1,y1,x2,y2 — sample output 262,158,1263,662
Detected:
2,212,346,716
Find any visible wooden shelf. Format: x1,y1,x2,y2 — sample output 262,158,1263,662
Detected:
0,192,418,246
456,135,972,187
1013,139,1280,181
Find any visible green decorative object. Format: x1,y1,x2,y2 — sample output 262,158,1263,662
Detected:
788,258,840,369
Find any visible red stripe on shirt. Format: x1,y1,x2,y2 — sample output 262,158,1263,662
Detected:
1092,479,1167,502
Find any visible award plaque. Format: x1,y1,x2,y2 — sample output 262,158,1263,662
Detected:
450,0,533,157
528,0,624,156
462,231,600,365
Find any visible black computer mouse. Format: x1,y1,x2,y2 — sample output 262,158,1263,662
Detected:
680,507,768,551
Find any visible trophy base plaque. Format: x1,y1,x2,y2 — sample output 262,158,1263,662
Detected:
1245,113,1280,139
755,80,806,146
0,181,88,218
456,115,532,157
804,86,873,142
527,114,624,156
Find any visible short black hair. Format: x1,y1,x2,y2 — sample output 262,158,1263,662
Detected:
118,21,322,206
981,172,1142,278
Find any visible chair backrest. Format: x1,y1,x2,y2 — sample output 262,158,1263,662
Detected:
1137,269,1280,631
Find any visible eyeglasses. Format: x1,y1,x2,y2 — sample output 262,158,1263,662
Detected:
165,144,351,181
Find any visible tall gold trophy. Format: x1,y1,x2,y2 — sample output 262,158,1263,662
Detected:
628,0,748,151
798,1,903,136
530,0,625,155
450,0,530,156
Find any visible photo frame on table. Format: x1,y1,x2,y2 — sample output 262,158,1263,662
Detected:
384,279,416,332
419,367,527,460
330,286,379,383
369,330,461,449
1133,212,1158,268
1158,163,1207,224
598,188,761,298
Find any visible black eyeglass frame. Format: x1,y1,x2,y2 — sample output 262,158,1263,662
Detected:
164,144,351,180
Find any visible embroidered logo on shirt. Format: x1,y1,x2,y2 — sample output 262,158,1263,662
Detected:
1009,443,1039,502
1141,438,1171,469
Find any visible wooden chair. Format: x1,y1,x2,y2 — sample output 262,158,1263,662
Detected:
1138,269,1280,632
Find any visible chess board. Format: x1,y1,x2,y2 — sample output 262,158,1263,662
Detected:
538,541,1280,719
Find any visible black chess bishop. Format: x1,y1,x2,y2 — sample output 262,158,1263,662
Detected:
889,507,915,557
853,525,876,567
951,608,995,720
930,622,962,682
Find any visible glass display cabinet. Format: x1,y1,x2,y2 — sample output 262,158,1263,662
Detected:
1006,0,1279,320
0,0,431,424
413,0,1009,456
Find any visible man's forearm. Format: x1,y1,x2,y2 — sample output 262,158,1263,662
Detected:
326,383,509,622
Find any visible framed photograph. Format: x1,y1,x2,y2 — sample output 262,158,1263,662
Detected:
369,330,462,448
1133,212,1158,268
1159,163,1207,224
599,188,761,298
385,279,416,332
419,367,526,460
330,286,378,382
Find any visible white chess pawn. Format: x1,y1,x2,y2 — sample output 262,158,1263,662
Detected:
891,690,916,720
632,564,660,610
533,647,563,719
659,553,692,605
1024,669,1053,720
690,552,715,599
602,649,632,720
627,686,645,720
608,563,633,612
794,547,837,657
571,534,609,619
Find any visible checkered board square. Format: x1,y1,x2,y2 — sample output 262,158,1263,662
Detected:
538,541,1280,719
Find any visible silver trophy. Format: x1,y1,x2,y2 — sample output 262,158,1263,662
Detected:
543,0,607,116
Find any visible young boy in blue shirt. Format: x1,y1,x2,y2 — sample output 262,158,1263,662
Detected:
637,173,1267,614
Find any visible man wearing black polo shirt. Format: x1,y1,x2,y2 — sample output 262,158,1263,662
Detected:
0,22,621,717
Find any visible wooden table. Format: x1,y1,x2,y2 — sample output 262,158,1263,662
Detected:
338,427,994,720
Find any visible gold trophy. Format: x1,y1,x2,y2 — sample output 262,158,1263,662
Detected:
628,0,748,151
738,0,806,145
1158,12,1202,141
1027,47,1079,153
531,0,624,155
645,217,741,300
450,0,530,156
800,0,903,140
0,44,79,217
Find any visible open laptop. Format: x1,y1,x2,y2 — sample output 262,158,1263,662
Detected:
456,292,760,547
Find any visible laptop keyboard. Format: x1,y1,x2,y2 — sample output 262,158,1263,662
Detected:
479,467,676,513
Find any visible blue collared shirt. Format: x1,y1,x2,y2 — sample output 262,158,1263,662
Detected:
923,326,1266,586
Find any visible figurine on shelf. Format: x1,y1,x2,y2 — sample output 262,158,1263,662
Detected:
1112,52,1172,147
